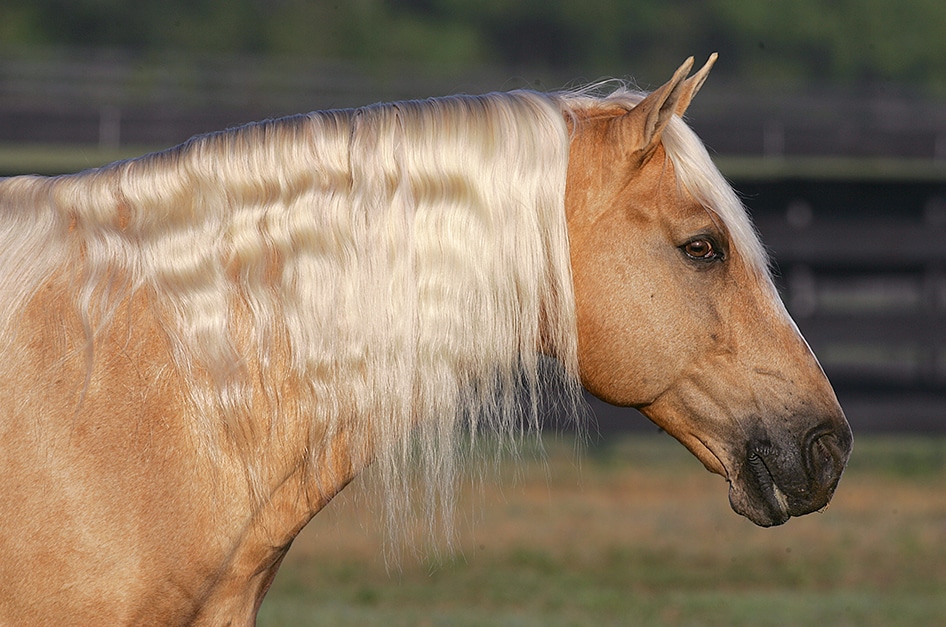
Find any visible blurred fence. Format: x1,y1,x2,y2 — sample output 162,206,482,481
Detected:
1,53,945,433
3,53,945,160
748,180,946,434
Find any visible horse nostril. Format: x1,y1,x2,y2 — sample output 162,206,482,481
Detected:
806,429,850,485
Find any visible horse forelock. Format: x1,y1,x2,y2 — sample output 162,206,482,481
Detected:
660,119,772,277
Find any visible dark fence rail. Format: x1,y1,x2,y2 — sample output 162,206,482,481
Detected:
747,180,946,433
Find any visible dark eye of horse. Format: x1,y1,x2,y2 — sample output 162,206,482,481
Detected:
682,238,721,261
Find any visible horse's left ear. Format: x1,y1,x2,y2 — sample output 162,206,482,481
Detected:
675,53,717,117
612,54,717,155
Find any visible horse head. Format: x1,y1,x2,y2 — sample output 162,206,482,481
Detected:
564,56,853,526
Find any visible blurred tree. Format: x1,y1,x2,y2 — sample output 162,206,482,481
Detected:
709,0,946,85
0,0,944,90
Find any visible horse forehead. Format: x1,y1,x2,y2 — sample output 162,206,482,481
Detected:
613,144,709,227
567,110,735,242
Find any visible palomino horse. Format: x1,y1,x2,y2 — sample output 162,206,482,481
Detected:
0,56,851,625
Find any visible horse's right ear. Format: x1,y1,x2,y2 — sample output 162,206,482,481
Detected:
610,55,715,156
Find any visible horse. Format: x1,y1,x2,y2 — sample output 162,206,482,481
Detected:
0,55,852,625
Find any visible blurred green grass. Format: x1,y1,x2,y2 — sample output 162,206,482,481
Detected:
258,433,946,626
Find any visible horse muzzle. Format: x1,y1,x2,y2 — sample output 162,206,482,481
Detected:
727,418,854,527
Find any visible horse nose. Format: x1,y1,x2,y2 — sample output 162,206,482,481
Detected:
803,419,853,502
730,414,852,526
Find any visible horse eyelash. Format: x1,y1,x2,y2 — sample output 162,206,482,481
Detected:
680,236,726,263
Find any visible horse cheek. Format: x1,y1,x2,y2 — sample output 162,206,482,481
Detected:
574,258,689,407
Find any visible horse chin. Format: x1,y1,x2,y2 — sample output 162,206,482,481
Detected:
662,430,791,526
727,472,792,528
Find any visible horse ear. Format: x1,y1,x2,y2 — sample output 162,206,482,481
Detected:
674,53,717,117
611,55,715,155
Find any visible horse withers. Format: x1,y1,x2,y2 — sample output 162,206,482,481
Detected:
0,55,851,625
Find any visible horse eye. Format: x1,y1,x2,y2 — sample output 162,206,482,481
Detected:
682,238,720,261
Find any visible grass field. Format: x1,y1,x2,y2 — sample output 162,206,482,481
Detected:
257,433,946,626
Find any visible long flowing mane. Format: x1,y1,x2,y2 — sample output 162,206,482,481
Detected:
0,91,582,539
0,84,767,541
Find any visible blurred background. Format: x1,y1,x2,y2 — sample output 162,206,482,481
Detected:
1,0,944,434
1,2,944,624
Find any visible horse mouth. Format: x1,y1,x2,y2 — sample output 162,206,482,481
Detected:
728,427,852,527
740,449,791,526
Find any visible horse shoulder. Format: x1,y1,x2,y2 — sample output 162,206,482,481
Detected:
0,277,224,622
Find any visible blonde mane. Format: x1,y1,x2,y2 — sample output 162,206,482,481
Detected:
0,91,581,541
0,85,767,542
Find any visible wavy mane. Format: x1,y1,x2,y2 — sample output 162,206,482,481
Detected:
0,91,581,542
